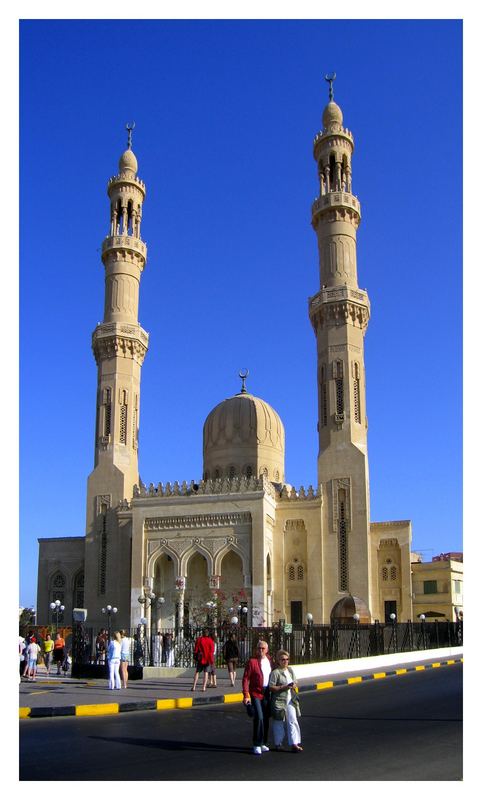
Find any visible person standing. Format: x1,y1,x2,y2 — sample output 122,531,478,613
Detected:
26,638,41,681
53,633,65,675
153,631,163,666
242,640,274,755
107,631,122,690
191,628,215,692
163,632,174,666
223,632,239,687
269,649,303,752
43,633,54,675
208,633,218,688
119,630,131,689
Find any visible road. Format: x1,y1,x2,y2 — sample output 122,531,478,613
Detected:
19,663,462,781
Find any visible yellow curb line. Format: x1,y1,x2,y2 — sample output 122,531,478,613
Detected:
316,681,334,690
223,693,244,704
19,659,463,718
156,699,176,710
75,703,119,716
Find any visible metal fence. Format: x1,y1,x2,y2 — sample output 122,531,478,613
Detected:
72,619,462,672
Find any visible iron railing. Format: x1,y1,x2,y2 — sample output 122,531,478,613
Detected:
71,619,462,672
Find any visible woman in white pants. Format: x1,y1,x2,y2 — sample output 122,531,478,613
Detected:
107,631,122,690
269,649,303,752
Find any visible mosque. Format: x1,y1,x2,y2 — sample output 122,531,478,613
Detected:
36,81,414,631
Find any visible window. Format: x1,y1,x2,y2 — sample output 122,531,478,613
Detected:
423,580,437,594
390,566,397,581
288,565,295,581
454,580,461,593
382,567,388,581
338,494,348,591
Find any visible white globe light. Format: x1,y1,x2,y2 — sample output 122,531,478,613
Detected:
390,613,396,620
230,616,239,625
420,614,426,621
106,605,112,612
353,613,360,622
306,612,313,622
50,602,56,610
112,607,118,613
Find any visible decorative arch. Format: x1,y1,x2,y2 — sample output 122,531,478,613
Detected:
72,570,84,608
217,549,244,598
147,542,181,577
181,544,214,577
213,542,248,576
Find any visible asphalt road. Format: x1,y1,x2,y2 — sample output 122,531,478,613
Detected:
19,663,462,781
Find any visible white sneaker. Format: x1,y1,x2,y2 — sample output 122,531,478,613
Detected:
261,745,270,752
253,746,262,755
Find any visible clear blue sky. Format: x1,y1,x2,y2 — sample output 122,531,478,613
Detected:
19,19,462,608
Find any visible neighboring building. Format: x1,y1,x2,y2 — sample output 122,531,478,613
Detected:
411,557,464,622
37,82,417,630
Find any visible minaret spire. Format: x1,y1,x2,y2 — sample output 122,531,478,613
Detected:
86,129,149,533
324,72,336,102
308,81,373,618
126,121,135,150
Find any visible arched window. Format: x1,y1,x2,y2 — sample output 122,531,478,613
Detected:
382,567,388,581
288,565,295,581
390,566,397,581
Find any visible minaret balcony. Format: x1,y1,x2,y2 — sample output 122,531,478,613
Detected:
311,192,361,220
102,235,147,260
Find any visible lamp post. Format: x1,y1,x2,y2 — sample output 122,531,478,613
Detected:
101,604,118,641
49,599,65,634
237,604,248,628
389,612,398,652
419,613,427,649
352,612,361,658
138,590,156,664
206,600,216,627
306,612,314,663
156,596,165,629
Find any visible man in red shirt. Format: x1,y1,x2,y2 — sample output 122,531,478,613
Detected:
242,640,274,755
191,629,215,692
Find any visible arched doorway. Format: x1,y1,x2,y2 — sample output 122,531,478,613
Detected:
185,551,210,625
219,550,245,616
152,553,175,629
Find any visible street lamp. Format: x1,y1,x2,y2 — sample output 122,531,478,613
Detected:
389,612,398,652
352,613,361,658
156,596,165,628
49,599,65,633
101,604,118,641
420,613,427,649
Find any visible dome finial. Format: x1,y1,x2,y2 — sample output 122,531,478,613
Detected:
324,72,336,102
238,368,249,394
126,121,135,150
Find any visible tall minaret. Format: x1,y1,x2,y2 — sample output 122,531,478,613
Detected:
308,77,373,615
86,125,149,535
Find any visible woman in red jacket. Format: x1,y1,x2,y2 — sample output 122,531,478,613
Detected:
242,640,274,755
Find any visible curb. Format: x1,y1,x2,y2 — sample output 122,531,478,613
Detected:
19,657,463,719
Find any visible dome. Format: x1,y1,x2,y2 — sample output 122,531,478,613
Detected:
322,101,343,131
203,390,285,483
118,148,138,175
330,595,371,624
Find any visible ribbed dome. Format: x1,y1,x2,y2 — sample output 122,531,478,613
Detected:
203,391,285,483
118,148,138,175
330,595,371,624
322,100,343,131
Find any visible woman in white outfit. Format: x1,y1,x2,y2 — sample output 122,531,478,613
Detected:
107,631,122,690
269,649,303,752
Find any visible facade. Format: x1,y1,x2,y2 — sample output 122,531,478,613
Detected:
411,556,464,622
37,84,416,631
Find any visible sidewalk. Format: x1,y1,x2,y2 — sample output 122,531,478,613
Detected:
19,647,463,718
